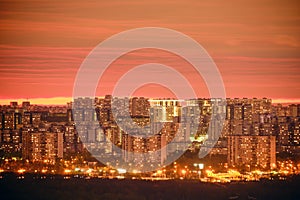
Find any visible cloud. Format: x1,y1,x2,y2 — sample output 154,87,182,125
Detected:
0,0,299,100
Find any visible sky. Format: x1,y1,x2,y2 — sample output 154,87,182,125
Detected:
0,0,300,104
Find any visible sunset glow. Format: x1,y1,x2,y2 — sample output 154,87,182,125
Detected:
0,0,299,102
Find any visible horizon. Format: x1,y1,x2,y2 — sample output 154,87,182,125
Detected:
1,96,300,106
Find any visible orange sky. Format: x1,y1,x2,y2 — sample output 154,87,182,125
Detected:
0,0,300,104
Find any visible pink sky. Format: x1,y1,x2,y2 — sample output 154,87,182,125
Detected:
0,0,300,104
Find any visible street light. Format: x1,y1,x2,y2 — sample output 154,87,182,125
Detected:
193,163,204,179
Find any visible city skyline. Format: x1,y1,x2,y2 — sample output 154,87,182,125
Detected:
0,96,300,106
0,96,299,174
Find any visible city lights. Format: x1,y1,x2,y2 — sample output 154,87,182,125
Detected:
0,98,299,183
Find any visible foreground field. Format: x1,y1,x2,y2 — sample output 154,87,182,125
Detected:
0,174,299,200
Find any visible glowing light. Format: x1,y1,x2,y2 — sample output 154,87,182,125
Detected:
117,168,127,174
17,169,26,174
193,163,204,169
206,170,213,176
132,169,140,174
75,168,81,172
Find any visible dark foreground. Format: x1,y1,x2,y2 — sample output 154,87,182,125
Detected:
0,174,299,200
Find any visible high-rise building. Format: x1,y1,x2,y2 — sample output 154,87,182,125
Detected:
22,130,63,163
22,101,30,109
288,104,298,117
10,102,18,108
3,112,14,130
122,132,167,166
149,99,181,123
228,135,276,169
